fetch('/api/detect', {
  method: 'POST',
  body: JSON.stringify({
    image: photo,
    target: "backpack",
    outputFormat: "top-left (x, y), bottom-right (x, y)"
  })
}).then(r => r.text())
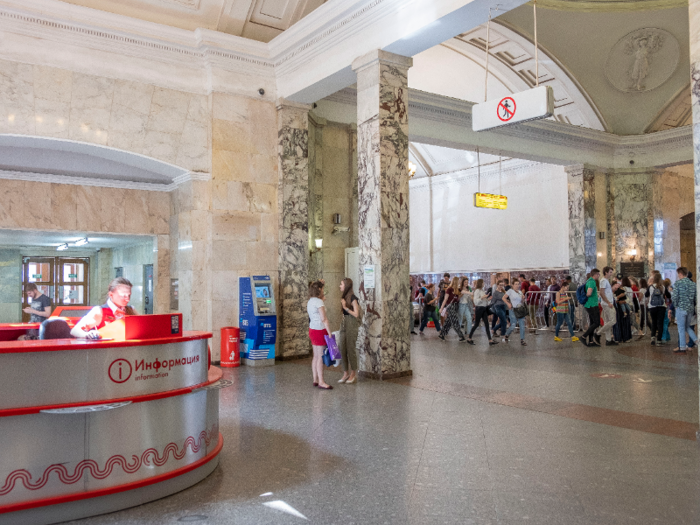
top-left (576, 283), bottom-right (588, 305)
top-left (650, 286), bottom-right (664, 307)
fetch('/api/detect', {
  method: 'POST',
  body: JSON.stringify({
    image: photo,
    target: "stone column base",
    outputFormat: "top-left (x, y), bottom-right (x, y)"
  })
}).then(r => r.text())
top-left (359, 369), bottom-right (413, 381)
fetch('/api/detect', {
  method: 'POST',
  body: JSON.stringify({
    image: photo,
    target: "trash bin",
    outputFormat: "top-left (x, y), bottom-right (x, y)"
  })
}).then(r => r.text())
top-left (220, 327), bottom-right (240, 368)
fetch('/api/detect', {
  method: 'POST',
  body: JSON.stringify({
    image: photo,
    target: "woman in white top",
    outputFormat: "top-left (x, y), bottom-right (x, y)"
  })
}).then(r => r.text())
top-left (307, 281), bottom-right (333, 390)
top-left (466, 279), bottom-right (497, 346)
top-left (504, 280), bottom-right (527, 346)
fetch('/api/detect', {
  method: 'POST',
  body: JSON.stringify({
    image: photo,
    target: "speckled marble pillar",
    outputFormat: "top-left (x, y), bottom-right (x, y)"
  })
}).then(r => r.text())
top-left (352, 50), bottom-right (413, 380)
top-left (566, 165), bottom-right (596, 282)
top-left (607, 169), bottom-right (658, 274)
top-left (277, 99), bottom-right (312, 358)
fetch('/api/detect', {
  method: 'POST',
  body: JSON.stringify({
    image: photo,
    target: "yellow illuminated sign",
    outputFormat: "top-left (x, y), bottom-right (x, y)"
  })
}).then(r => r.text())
top-left (474, 192), bottom-right (508, 210)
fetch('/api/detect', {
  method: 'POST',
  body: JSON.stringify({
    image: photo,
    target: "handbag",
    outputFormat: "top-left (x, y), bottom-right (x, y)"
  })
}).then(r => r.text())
top-left (514, 303), bottom-right (528, 319)
top-left (325, 333), bottom-right (341, 361)
top-left (322, 348), bottom-right (333, 367)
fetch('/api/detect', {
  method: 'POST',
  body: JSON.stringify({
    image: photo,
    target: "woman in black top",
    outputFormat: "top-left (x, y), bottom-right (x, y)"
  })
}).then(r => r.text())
top-left (338, 278), bottom-right (360, 384)
top-left (612, 281), bottom-right (632, 342)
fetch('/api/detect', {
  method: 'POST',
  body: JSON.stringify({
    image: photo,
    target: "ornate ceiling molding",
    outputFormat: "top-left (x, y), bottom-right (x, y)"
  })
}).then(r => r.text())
top-left (645, 84), bottom-right (692, 132)
top-left (451, 21), bottom-right (608, 131)
top-left (532, 0), bottom-right (686, 12)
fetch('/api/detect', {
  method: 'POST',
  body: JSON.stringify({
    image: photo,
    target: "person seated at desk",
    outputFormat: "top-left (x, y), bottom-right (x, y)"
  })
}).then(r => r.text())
top-left (71, 277), bottom-right (138, 339)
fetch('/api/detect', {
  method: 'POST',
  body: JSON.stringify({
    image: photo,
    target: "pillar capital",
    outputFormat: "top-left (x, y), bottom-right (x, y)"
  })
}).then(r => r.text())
top-left (564, 164), bottom-right (597, 179)
top-left (351, 49), bottom-right (413, 73)
top-left (275, 98), bottom-right (312, 113)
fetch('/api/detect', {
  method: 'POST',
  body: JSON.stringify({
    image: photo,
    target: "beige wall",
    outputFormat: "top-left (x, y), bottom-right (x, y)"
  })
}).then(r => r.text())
top-left (308, 118), bottom-right (357, 330)
top-left (0, 59), bottom-right (282, 358)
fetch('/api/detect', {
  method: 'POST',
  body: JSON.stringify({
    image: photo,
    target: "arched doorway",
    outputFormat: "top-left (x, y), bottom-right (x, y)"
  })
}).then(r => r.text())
top-left (680, 212), bottom-right (695, 274)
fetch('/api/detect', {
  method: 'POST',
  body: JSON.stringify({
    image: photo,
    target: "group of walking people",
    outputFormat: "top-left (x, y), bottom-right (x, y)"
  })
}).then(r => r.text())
top-left (579, 266), bottom-right (697, 353)
top-left (416, 274), bottom-right (529, 346)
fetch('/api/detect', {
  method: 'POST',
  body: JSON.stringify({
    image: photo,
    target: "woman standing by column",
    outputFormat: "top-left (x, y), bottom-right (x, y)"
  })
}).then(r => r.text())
top-left (307, 281), bottom-right (333, 390)
top-left (338, 278), bottom-right (360, 384)
top-left (439, 277), bottom-right (467, 342)
top-left (467, 279), bottom-right (497, 346)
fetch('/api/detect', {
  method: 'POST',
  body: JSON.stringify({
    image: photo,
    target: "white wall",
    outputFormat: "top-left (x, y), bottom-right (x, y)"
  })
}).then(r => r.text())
top-left (410, 160), bottom-right (569, 273)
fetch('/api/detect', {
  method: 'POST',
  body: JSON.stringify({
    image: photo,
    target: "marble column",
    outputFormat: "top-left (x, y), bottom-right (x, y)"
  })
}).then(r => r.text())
top-left (277, 99), bottom-right (312, 358)
top-left (687, 0), bottom-right (700, 430)
top-left (607, 168), bottom-right (659, 274)
top-left (352, 50), bottom-right (413, 380)
top-left (307, 113), bottom-right (325, 282)
top-left (566, 165), bottom-right (597, 282)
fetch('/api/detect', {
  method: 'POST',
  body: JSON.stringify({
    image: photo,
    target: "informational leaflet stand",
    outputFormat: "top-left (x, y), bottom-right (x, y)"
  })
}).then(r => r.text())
top-left (239, 275), bottom-right (277, 367)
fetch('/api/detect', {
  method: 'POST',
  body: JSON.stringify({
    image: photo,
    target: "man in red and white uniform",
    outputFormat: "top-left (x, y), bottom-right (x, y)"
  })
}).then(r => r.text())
top-left (71, 277), bottom-right (137, 339)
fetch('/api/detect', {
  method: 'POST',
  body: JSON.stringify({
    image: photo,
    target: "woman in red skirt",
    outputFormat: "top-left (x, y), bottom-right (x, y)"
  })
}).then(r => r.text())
top-left (308, 280), bottom-right (333, 390)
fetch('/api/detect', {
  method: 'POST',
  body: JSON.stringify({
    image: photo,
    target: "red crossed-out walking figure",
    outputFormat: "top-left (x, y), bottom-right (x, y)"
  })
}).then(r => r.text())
top-left (497, 97), bottom-right (516, 122)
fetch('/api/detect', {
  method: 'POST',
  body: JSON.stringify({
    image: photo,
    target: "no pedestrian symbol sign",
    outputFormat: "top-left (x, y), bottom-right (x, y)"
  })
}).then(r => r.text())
top-left (497, 97), bottom-right (516, 122)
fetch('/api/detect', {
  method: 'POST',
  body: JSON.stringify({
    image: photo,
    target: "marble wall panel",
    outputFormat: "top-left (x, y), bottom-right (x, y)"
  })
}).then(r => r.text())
top-left (276, 100), bottom-right (311, 357)
top-left (609, 170), bottom-right (654, 274)
top-left (0, 59), bottom-right (36, 135)
top-left (353, 51), bottom-right (412, 379)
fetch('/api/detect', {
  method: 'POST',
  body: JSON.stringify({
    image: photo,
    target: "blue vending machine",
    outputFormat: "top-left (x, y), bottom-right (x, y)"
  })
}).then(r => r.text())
top-left (239, 275), bottom-right (277, 366)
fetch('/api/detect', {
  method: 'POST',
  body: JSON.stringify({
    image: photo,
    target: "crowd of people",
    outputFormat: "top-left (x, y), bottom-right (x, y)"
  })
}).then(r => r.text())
top-left (305, 266), bottom-right (698, 388)
top-left (412, 267), bottom-right (698, 353)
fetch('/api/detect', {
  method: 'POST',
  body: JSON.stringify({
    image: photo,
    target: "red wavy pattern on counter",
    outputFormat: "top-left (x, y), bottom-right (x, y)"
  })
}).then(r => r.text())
top-left (0, 425), bottom-right (218, 496)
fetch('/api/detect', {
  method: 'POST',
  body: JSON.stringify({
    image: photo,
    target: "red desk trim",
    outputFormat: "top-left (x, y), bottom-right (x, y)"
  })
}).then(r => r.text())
top-left (0, 434), bottom-right (224, 514)
top-left (0, 331), bottom-right (212, 354)
top-left (0, 367), bottom-right (224, 418)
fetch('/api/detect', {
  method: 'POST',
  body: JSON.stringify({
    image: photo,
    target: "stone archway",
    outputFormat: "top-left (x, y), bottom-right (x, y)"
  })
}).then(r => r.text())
top-left (680, 212), bottom-right (695, 274)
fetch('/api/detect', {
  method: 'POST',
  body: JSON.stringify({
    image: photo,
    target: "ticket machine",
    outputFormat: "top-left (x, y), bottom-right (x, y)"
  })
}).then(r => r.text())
top-left (239, 275), bottom-right (277, 366)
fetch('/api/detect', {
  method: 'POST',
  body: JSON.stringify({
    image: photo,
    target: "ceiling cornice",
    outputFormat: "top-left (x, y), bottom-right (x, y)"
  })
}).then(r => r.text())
top-left (532, 0), bottom-right (685, 12)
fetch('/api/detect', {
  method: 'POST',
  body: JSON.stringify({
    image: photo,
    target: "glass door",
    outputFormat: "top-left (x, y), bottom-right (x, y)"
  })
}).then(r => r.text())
top-left (57, 258), bottom-right (89, 306)
top-left (22, 258), bottom-right (55, 322)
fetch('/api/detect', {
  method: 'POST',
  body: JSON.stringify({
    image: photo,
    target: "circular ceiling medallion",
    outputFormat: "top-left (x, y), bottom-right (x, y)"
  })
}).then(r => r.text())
top-left (533, 0), bottom-right (685, 12)
top-left (604, 27), bottom-right (679, 93)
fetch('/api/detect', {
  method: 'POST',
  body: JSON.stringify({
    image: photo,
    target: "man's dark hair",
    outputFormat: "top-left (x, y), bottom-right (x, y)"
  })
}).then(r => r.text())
top-left (503, 279), bottom-right (509, 285)
top-left (444, 273), bottom-right (450, 278)
top-left (565, 276), bottom-right (572, 282)
top-left (678, 267), bottom-right (689, 277)
top-left (602, 266), bottom-right (613, 276)
top-left (591, 268), bottom-right (600, 276)
top-left (530, 278), bottom-right (536, 283)
top-left (519, 274), bottom-right (526, 279)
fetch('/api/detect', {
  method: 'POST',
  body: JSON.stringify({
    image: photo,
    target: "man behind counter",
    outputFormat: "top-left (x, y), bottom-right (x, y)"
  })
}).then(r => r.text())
top-left (71, 277), bottom-right (137, 339)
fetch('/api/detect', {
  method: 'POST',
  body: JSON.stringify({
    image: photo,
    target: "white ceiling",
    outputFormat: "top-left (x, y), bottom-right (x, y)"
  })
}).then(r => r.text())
top-left (0, 229), bottom-right (154, 249)
top-left (410, 144), bottom-right (505, 179)
top-left (56, 0), bottom-right (328, 41)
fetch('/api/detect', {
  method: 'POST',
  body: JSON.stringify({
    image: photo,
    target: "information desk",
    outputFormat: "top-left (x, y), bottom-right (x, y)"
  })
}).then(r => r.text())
top-left (0, 331), bottom-right (223, 525)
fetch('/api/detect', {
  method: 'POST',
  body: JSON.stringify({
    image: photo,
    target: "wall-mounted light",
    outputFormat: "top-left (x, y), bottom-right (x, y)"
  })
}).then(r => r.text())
top-left (74, 237), bottom-right (89, 247)
top-left (57, 243), bottom-right (69, 251)
top-left (597, 252), bottom-right (602, 258)
top-left (408, 161), bottom-right (417, 178)
top-left (629, 249), bottom-right (637, 262)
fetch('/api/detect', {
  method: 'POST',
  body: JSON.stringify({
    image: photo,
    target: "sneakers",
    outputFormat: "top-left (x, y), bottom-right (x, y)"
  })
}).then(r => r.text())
top-left (459, 337), bottom-right (467, 343)
top-left (520, 340), bottom-right (527, 346)
top-left (503, 336), bottom-right (509, 343)
top-left (554, 336), bottom-right (562, 342)
top-left (419, 331), bottom-right (425, 336)
top-left (438, 335), bottom-right (445, 341)
top-left (579, 338), bottom-right (589, 347)
top-left (607, 340), bottom-right (619, 346)
top-left (571, 336), bottom-right (579, 342)
top-left (594, 334), bottom-right (602, 345)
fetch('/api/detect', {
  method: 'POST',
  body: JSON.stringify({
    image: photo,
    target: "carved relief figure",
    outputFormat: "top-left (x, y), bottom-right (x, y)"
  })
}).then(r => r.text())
top-left (624, 31), bottom-right (664, 91)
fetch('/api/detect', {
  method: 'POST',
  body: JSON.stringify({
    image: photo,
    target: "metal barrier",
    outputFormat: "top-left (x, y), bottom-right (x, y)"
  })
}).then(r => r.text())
top-left (524, 291), bottom-right (589, 333)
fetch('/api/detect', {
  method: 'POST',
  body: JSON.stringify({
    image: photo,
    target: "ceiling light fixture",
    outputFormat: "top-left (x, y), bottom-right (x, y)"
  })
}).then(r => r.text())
top-left (408, 161), bottom-right (417, 178)
top-left (57, 243), bottom-right (69, 251)
top-left (73, 237), bottom-right (89, 247)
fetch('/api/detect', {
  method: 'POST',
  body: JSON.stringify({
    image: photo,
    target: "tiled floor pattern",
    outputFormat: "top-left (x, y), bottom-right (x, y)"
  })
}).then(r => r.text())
top-left (69, 330), bottom-right (700, 524)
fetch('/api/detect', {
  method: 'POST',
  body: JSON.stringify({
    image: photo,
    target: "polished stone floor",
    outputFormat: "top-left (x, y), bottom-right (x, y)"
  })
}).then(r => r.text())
top-left (72, 329), bottom-right (700, 524)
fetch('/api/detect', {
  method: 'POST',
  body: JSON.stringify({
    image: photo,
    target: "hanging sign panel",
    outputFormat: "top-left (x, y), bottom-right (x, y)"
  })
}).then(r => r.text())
top-left (472, 85), bottom-right (554, 132)
top-left (474, 193), bottom-right (508, 210)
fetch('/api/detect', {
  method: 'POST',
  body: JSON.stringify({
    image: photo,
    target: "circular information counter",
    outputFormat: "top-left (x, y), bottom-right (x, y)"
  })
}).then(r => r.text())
top-left (0, 331), bottom-right (223, 525)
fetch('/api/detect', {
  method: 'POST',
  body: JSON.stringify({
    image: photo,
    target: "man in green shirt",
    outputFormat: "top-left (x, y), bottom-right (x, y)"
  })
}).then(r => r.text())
top-left (580, 268), bottom-right (601, 347)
